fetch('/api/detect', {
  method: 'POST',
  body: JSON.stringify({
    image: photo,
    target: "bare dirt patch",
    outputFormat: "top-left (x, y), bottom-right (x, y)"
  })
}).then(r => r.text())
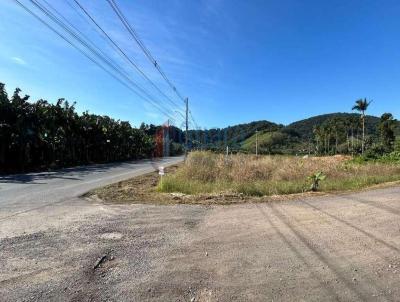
top-left (84, 165), bottom-right (188, 205)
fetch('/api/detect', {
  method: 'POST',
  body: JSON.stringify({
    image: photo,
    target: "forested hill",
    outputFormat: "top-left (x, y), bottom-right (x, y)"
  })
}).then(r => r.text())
top-left (284, 113), bottom-right (381, 138)
top-left (187, 120), bottom-right (282, 149)
top-left (188, 112), bottom-right (399, 154)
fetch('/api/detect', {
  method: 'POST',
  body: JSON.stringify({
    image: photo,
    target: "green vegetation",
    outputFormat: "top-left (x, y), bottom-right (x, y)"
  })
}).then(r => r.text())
top-left (158, 151), bottom-right (400, 196)
top-left (352, 98), bottom-right (372, 153)
top-left (0, 82), bottom-right (182, 173)
top-left (379, 113), bottom-right (396, 151)
top-left (308, 172), bottom-right (326, 192)
top-left (2, 79), bottom-right (398, 176)
top-left (188, 120), bottom-right (281, 151)
top-left (189, 112), bottom-right (399, 156)
top-left (241, 130), bottom-right (297, 154)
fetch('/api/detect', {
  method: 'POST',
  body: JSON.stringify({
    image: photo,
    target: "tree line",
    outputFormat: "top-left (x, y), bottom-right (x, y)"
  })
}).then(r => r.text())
top-left (313, 99), bottom-right (397, 156)
top-left (0, 82), bottom-right (182, 174)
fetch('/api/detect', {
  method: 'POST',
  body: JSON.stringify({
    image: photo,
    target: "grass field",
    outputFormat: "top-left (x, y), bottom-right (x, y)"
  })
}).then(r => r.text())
top-left (158, 151), bottom-right (400, 196)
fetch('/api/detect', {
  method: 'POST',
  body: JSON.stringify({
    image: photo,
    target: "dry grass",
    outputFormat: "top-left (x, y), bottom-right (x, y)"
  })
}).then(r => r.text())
top-left (85, 163), bottom-right (332, 205)
top-left (86, 152), bottom-right (400, 205)
top-left (158, 151), bottom-right (400, 196)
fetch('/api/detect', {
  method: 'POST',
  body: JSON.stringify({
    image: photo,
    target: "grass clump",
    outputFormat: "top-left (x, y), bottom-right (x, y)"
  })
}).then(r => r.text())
top-left (158, 151), bottom-right (400, 196)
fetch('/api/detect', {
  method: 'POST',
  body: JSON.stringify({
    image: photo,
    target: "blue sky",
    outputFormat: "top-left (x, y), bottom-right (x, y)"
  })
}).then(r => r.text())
top-left (0, 0), bottom-right (399, 129)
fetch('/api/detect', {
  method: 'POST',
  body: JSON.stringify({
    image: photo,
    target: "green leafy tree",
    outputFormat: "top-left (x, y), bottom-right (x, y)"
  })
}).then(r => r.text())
top-left (379, 113), bottom-right (396, 151)
top-left (0, 82), bottom-right (157, 173)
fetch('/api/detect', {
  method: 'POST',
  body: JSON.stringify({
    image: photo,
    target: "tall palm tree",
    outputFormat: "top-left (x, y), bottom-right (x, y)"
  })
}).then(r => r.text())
top-left (352, 98), bottom-right (371, 154)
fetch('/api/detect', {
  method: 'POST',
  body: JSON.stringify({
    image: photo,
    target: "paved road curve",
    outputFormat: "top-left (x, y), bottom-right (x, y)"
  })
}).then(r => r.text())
top-left (0, 156), bottom-right (183, 219)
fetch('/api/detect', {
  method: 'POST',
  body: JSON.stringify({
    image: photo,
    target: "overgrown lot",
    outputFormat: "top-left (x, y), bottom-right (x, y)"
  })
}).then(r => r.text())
top-left (158, 151), bottom-right (400, 196)
top-left (88, 151), bottom-right (400, 205)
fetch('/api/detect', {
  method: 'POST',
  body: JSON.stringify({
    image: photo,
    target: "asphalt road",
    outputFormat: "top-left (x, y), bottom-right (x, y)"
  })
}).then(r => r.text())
top-left (0, 156), bottom-right (183, 219)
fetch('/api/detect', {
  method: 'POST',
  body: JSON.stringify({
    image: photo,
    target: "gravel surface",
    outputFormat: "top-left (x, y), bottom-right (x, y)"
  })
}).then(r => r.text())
top-left (1, 184), bottom-right (400, 301)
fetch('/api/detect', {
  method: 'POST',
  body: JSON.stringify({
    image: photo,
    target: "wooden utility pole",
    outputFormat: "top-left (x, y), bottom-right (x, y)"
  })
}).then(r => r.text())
top-left (165, 119), bottom-right (170, 157)
top-left (185, 97), bottom-right (189, 158)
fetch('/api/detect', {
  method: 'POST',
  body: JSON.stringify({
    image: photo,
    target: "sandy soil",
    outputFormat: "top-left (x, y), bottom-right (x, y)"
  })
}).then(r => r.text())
top-left (1, 185), bottom-right (400, 301)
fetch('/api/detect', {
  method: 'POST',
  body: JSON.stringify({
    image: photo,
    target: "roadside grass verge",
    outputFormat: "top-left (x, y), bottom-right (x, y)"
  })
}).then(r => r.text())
top-left (86, 151), bottom-right (400, 205)
top-left (158, 151), bottom-right (400, 196)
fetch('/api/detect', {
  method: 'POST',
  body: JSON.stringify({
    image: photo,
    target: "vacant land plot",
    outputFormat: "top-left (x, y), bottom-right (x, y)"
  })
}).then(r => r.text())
top-left (159, 151), bottom-right (400, 196)
top-left (89, 152), bottom-right (400, 205)
top-left (87, 164), bottom-right (329, 205)
top-left (2, 187), bottom-right (400, 301)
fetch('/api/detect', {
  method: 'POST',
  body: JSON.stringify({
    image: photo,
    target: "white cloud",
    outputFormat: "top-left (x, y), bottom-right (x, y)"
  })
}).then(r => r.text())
top-left (11, 56), bottom-right (26, 65)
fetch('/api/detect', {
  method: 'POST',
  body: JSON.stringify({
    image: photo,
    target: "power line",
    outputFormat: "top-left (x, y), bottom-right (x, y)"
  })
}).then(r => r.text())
top-left (33, 0), bottom-right (175, 118)
top-left (106, 0), bottom-right (203, 136)
top-left (23, 0), bottom-right (176, 120)
top-left (16, 0), bottom-right (196, 134)
top-left (72, 0), bottom-right (182, 110)
top-left (106, 0), bottom-right (186, 103)
top-left (63, 0), bottom-right (179, 110)
top-left (12, 1), bottom-right (131, 98)
top-left (189, 110), bottom-right (200, 129)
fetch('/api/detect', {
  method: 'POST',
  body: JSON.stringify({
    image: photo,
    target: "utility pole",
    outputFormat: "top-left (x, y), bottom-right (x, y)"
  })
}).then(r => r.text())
top-left (185, 97), bottom-right (189, 158)
top-left (255, 130), bottom-right (258, 156)
top-left (165, 119), bottom-right (170, 157)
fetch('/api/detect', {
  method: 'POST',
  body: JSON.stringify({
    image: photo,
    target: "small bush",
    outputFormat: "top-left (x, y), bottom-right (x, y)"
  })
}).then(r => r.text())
top-left (308, 172), bottom-right (326, 191)
top-left (379, 151), bottom-right (400, 163)
top-left (363, 143), bottom-right (387, 160)
top-left (352, 151), bottom-right (400, 164)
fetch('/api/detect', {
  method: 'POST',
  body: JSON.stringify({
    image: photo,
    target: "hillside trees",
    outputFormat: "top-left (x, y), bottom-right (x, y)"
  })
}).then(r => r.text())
top-left (379, 113), bottom-right (396, 151)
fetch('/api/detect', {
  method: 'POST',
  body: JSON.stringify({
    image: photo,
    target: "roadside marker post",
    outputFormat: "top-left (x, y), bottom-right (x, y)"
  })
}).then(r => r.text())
top-left (159, 166), bottom-right (165, 187)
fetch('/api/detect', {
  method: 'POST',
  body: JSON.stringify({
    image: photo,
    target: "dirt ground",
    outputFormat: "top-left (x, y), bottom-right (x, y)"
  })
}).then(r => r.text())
top-left (1, 185), bottom-right (400, 301)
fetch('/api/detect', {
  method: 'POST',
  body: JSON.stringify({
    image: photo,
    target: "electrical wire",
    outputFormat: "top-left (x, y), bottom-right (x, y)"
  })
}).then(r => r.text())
top-left (72, 0), bottom-right (182, 110)
top-left (106, 0), bottom-right (186, 103)
top-left (25, 0), bottom-right (177, 119)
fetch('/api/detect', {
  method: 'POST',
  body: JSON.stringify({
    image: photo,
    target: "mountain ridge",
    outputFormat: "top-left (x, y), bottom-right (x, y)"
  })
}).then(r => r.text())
top-left (187, 112), bottom-right (399, 154)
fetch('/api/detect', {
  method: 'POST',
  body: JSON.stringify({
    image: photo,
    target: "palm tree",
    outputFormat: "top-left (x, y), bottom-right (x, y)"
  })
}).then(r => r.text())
top-left (313, 126), bottom-right (322, 154)
top-left (352, 98), bottom-right (371, 154)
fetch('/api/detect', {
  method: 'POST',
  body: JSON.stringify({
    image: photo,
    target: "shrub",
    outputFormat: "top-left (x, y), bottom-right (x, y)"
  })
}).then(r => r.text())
top-left (308, 172), bottom-right (326, 191)
top-left (395, 138), bottom-right (400, 152)
top-left (363, 143), bottom-right (387, 159)
top-left (379, 151), bottom-right (400, 163)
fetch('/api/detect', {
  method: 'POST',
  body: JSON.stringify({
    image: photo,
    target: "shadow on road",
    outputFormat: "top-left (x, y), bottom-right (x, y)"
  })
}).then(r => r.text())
top-left (263, 203), bottom-right (370, 301)
top-left (343, 195), bottom-right (400, 217)
top-left (255, 204), bottom-right (341, 301)
top-left (0, 174), bottom-right (81, 184)
top-left (300, 199), bottom-right (400, 254)
top-left (0, 158), bottom-right (168, 185)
